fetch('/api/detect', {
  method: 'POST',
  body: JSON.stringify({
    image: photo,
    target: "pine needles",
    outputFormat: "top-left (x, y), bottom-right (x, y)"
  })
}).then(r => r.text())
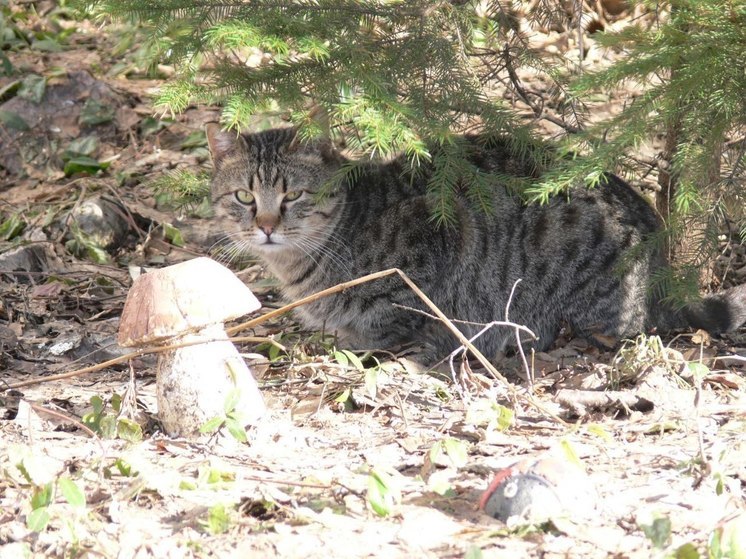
top-left (85, 0), bottom-right (746, 293)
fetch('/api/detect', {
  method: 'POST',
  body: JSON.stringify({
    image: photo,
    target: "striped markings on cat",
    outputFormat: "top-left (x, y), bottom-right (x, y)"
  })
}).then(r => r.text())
top-left (225, 267), bottom-right (564, 424)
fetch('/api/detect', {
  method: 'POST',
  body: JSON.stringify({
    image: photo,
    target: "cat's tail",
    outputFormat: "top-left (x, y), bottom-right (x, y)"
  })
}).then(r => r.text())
top-left (680, 283), bottom-right (746, 334)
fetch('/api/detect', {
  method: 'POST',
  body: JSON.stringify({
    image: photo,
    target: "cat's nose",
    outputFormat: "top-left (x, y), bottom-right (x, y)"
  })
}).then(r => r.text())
top-left (259, 224), bottom-right (274, 237)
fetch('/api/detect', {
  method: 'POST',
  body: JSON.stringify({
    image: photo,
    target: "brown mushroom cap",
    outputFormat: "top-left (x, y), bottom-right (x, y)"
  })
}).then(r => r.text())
top-left (118, 257), bottom-right (261, 347)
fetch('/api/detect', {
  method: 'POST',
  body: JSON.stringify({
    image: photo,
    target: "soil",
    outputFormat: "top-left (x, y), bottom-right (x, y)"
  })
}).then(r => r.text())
top-left (1, 3), bottom-right (745, 558)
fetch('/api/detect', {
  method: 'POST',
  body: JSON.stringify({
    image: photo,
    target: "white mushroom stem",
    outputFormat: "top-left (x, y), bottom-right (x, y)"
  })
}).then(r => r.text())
top-left (157, 324), bottom-right (265, 438)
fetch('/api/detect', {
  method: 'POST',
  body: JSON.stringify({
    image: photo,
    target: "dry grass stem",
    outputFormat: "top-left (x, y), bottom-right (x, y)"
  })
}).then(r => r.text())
top-left (8, 268), bottom-right (565, 423)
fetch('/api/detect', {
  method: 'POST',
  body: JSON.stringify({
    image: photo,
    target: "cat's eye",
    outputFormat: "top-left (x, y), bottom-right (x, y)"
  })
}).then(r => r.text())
top-left (284, 191), bottom-right (303, 202)
top-left (235, 190), bottom-right (255, 205)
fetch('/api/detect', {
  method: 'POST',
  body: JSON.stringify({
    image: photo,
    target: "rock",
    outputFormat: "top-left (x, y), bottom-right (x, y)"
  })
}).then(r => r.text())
top-left (67, 196), bottom-right (131, 250)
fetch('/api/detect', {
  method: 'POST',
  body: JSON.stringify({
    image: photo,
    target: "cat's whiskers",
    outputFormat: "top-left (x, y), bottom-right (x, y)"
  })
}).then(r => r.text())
top-left (292, 235), bottom-right (354, 281)
top-left (286, 238), bottom-right (323, 277)
top-left (297, 226), bottom-right (354, 273)
top-left (208, 231), bottom-right (258, 267)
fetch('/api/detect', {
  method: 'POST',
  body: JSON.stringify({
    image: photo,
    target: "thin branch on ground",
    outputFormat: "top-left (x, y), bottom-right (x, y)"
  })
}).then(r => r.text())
top-left (10, 268), bottom-right (565, 424)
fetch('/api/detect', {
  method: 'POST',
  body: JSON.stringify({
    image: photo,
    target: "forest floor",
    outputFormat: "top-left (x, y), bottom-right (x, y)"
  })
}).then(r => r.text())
top-left (1, 2), bottom-right (746, 558)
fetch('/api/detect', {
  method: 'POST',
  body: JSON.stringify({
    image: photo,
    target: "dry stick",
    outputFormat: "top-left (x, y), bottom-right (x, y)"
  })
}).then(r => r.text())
top-left (230, 268), bottom-right (510, 382)
top-left (6, 336), bottom-right (283, 390)
top-left (444, 279), bottom-right (536, 400)
top-left (230, 268), bottom-right (563, 423)
top-left (10, 268), bottom-right (564, 423)
top-left (28, 402), bottom-right (100, 440)
top-left (505, 279), bottom-right (534, 387)
top-left (226, 269), bottom-right (403, 335)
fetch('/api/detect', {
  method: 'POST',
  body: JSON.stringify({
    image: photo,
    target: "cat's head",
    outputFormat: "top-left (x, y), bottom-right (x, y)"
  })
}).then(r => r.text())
top-left (206, 124), bottom-right (343, 261)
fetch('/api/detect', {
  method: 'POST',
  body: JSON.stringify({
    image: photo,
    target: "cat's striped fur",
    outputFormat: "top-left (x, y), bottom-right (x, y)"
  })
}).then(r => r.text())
top-left (207, 125), bottom-right (746, 362)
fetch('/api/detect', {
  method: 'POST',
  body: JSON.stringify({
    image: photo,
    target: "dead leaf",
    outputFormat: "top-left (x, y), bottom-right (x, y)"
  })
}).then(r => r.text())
top-left (691, 329), bottom-right (711, 345)
top-left (30, 282), bottom-right (64, 299)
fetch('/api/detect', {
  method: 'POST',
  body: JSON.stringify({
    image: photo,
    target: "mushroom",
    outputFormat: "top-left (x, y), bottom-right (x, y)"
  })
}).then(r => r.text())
top-left (118, 257), bottom-right (266, 438)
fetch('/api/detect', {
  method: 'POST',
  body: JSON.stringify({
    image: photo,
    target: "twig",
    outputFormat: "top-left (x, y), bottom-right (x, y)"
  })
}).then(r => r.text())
top-left (5, 336), bottom-right (285, 390)
top-left (501, 44), bottom-right (580, 134)
top-left (28, 402), bottom-right (99, 440)
top-left (10, 269), bottom-right (565, 424)
top-left (240, 474), bottom-right (331, 490)
top-left (55, 181), bottom-right (88, 243)
top-left (554, 389), bottom-right (653, 414)
top-left (506, 279), bottom-right (534, 387)
top-left (444, 279), bottom-right (536, 398)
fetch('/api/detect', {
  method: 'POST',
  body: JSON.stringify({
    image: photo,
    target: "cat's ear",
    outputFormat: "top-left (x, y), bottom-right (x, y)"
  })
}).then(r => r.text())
top-left (286, 130), bottom-right (302, 154)
top-left (317, 138), bottom-right (340, 163)
top-left (205, 123), bottom-right (247, 166)
top-left (285, 105), bottom-right (339, 161)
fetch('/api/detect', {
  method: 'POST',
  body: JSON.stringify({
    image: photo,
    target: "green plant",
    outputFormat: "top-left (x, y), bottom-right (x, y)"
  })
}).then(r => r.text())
top-left (366, 466), bottom-right (402, 517)
top-left (9, 446), bottom-right (90, 534)
top-left (200, 387), bottom-right (250, 443)
top-left (82, 394), bottom-right (143, 442)
top-left (150, 169), bottom-right (211, 216)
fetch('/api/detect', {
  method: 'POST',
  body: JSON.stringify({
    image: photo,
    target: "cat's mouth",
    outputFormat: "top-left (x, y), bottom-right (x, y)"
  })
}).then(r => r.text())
top-left (256, 238), bottom-right (284, 249)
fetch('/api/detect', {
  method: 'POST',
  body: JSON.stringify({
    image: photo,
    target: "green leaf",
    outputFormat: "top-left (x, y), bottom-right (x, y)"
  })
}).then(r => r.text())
top-left (687, 362), bottom-right (710, 379)
top-left (31, 38), bottom-right (61, 52)
top-left (464, 546), bottom-right (484, 559)
top-left (162, 222), bottom-right (185, 247)
top-left (364, 368), bottom-right (378, 400)
top-left (204, 504), bottom-right (232, 535)
top-left (199, 416), bottom-right (225, 434)
top-left (334, 388), bottom-right (351, 404)
top-left (709, 513), bottom-right (746, 559)
top-left (63, 156), bottom-right (110, 176)
top-left (268, 342), bottom-right (283, 361)
top-left (367, 468), bottom-right (400, 517)
top-left (465, 398), bottom-right (513, 431)
top-left (99, 415), bottom-right (118, 439)
top-left (672, 542), bottom-right (699, 559)
top-left (0, 53), bottom-right (12, 76)
top-left (110, 393), bottom-right (122, 413)
top-left (58, 477), bottom-right (86, 508)
top-left (117, 418), bottom-right (143, 443)
top-left (586, 423), bottom-right (613, 442)
top-left (333, 350), bottom-right (348, 367)
top-left (426, 469), bottom-right (455, 496)
top-left (90, 395), bottom-right (104, 416)
top-left (180, 130), bottom-right (207, 149)
top-left (30, 483), bottom-right (53, 510)
top-left (18, 74), bottom-right (46, 103)
top-left (225, 417), bottom-right (248, 443)
top-left (367, 471), bottom-right (392, 517)
top-left (0, 79), bottom-right (21, 103)
top-left (139, 117), bottom-right (170, 137)
top-left (559, 439), bottom-right (583, 469)
top-left (0, 109), bottom-right (30, 130)
top-left (26, 507), bottom-right (50, 532)
top-left (84, 243), bottom-right (111, 264)
top-left (497, 405), bottom-right (514, 431)
top-left (223, 388), bottom-right (241, 414)
top-left (0, 213), bottom-right (26, 241)
top-left (342, 350), bottom-right (365, 371)
top-left (442, 438), bottom-right (469, 468)
top-left (204, 466), bottom-right (234, 485)
top-left (114, 459), bottom-right (134, 477)
top-left (62, 136), bottom-right (99, 161)
top-left (79, 98), bottom-right (114, 126)
top-left (640, 515), bottom-right (671, 549)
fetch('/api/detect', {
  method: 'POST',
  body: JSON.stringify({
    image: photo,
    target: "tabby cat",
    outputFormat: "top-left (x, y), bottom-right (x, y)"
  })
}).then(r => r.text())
top-left (206, 124), bottom-right (746, 363)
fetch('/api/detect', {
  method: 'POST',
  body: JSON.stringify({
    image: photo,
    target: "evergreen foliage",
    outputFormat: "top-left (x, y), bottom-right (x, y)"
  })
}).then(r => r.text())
top-left (549, 0), bottom-right (746, 296)
top-left (87, 0), bottom-right (746, 290)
